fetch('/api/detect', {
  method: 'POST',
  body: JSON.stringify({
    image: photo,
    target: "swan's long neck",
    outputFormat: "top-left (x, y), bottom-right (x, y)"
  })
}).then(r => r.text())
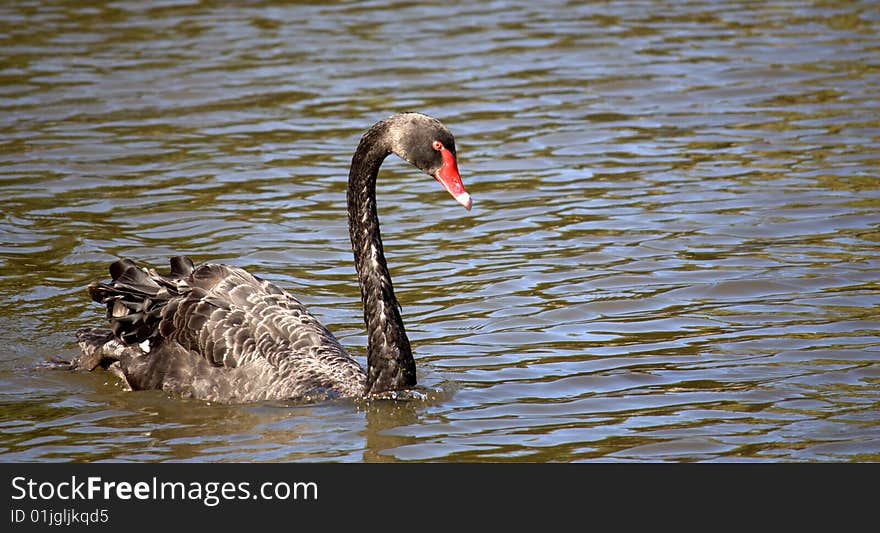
top-left (347, 125), bottom-right (417, 395)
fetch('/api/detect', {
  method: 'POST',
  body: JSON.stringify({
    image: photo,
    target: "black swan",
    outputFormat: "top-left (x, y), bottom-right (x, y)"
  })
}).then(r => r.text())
top-left (73, 112), bottom-right (471, 404)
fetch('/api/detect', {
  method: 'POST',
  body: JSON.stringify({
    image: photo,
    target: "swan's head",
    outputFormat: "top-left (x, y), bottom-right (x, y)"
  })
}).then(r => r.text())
top-left (386, 113), bottom-right (472, 210)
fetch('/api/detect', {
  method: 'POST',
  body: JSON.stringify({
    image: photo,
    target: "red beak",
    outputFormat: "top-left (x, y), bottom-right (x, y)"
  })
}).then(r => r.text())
top-left (434, 146), bottom-right (472, 210)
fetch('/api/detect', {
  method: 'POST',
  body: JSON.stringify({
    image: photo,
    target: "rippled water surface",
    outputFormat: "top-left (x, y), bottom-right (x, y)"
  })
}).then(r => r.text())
top-left (1, 1), bottom-right (879, 462)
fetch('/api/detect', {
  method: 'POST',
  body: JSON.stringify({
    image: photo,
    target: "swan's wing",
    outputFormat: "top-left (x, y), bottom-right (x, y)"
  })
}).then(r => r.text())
top-left (86, 257), bottom-right (366, 401)
top-left (161, 262), bottom-right (355, 370)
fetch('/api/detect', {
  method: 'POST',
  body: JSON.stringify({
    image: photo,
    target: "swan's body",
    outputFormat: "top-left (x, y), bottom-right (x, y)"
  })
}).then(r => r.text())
top-left (74, 113), bottom-right (470, 404)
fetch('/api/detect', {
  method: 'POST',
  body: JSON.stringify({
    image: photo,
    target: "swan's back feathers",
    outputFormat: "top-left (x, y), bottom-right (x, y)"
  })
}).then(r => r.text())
top-left (82, 256), bottom-right (367, 402)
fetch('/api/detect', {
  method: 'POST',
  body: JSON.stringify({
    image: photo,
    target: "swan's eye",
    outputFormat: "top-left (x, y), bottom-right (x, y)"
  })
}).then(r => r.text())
top-left (432, 140), bottom-right (443, 151)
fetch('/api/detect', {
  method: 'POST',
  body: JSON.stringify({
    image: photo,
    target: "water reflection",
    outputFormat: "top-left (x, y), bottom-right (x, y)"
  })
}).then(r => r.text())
top-left (362, 401), bottom-right (422, 463)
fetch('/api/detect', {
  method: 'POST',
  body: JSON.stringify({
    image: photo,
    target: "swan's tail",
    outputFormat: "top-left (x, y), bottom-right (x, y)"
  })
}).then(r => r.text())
top-left (71, 327), bottom-right (130, 371)
top-left (88, 256), bottom-right (195, 344)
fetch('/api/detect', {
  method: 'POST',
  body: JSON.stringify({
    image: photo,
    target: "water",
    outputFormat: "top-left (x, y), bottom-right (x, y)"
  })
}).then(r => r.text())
top-left (1, 0), bottom-right (878, 462)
